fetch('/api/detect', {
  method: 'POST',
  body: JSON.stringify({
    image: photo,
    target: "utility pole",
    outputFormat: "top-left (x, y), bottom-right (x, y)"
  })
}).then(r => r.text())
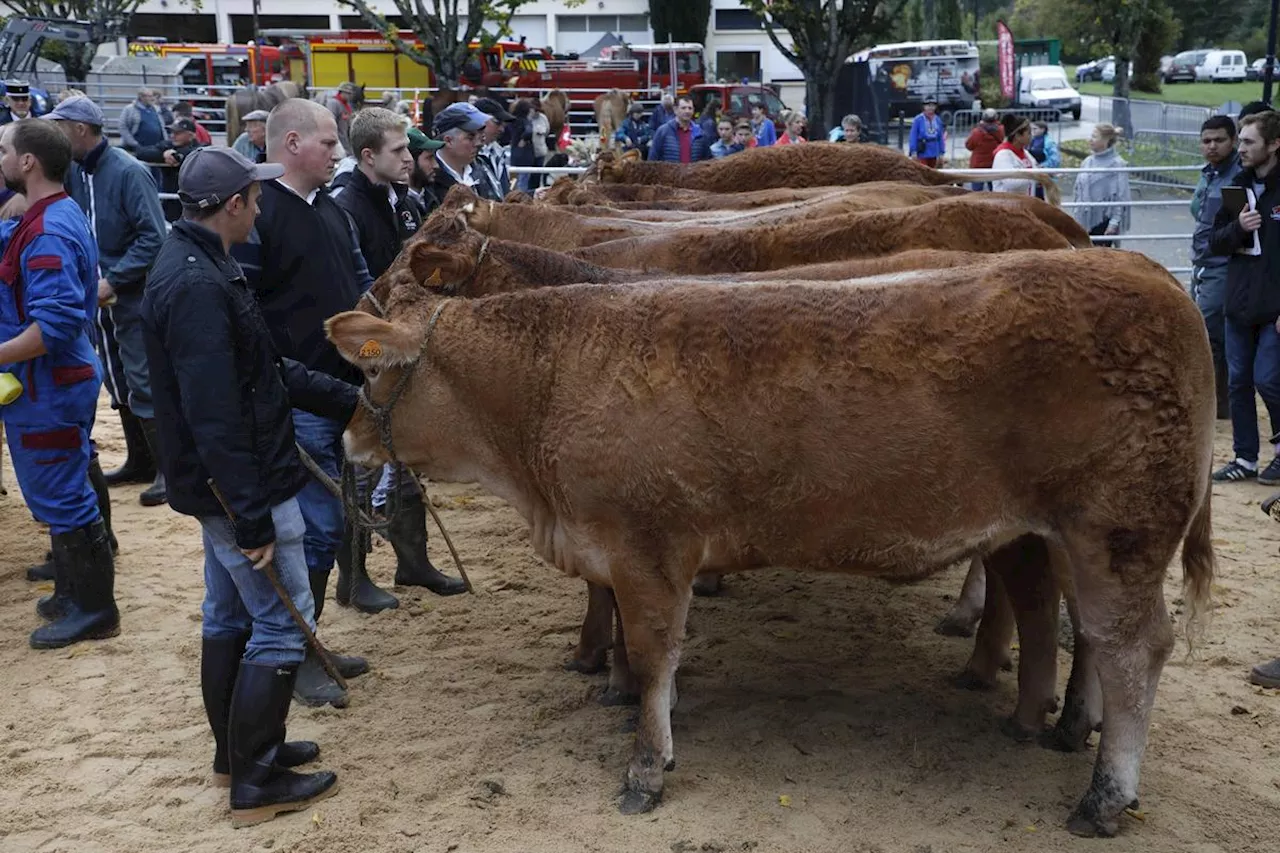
top-left (1265, 0), bottom-right (1280, 105)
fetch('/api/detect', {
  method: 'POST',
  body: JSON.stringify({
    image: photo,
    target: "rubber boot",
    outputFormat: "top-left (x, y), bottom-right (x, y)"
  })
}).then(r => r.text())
top-left (26, 546), bottom-right (54, 582)
top-left (335, 523), bottom-right (399, 613)
top-left (88, 455), bottom-right (118, 553)
top-left (229, 661), bottom-right (338, 827)
top-left (35, 545), bottom-right (70, 621)
top-left (389, 492), bottom-right (467, 596)
top-left (308, 570), bottom-right (368, 680)
top-left (203, 635), bottom-right (319, 787)
top-left (137, 418), bottom-right (168, 507)
top-left (103, 406), bottom-right (155, 486)
top-left (30, 519), bottom-right (121, 650)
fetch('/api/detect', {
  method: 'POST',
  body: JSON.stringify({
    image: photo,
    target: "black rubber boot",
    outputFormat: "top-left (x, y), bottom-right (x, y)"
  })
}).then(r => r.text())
top-left (30, 519), bottom-right (120, 650)
top-left (389, 492), bottom-right (467, 596)
top-left (87, 455), bottom-right (118, 553)
top-left (203, 635), bottom-right (319, 787)
top-left (26, 546), bottom-right (54, 582)
top-left (335, 523), bottom-right (399, 613)
top-left (103, 406), bottom-right (155, 486)
top-left (307, 569), bottom-right (368, 681)
top-left (229, 661), bottom-right (338, 827)
top-left (35, 545), bottom-right (70, 621)
top-left (137, 418), bottom-right (168, 507)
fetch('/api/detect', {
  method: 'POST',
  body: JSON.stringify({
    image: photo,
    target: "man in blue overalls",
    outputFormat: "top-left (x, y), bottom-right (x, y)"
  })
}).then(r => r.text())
top-left (0, 118), bottom-right (118, 649)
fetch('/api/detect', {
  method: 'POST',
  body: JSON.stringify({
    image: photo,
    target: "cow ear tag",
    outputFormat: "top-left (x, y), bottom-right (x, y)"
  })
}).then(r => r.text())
top-left (426, 269), bottom-right (443, 287)
top-left (359, 340), bottom-right (383, 359)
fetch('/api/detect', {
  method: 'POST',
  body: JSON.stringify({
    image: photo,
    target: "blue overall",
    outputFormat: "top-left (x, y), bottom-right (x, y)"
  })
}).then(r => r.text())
top-left (0, 193), bottom-right (102, 534)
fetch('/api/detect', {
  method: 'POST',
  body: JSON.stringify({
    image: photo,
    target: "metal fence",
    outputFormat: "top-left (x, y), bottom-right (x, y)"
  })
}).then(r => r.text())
top-left (945, 108), bottom-right (1068, 162)
top-left (1081, 94), bottom-right (1215, 136)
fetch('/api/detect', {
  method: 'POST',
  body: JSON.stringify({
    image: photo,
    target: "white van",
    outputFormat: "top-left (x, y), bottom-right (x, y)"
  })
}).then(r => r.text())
top-left (1015, 65), bottom-right (1083, 120)
top-left (1198, 50), bottom-right (1247, 83)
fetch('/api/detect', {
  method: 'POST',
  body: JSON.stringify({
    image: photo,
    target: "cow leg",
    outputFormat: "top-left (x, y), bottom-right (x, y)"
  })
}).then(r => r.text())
top-left (691, 572), bottom-right (723, 597)
top-left (1040, 592), bottom-right (1102, 753)
top-left (989, 536), bottom-right (1062, 741)
top-left (955, 558), bottom-right (1014, 690)
top-left (1057, 530), bottom-right (1176, 837)
top-left (602, 599), bottom-right (641, 706)
top-left (935, 556), bottom-right (986, 637)
top-left (566, 582), bottom-right (614, 674)
top-left (612, 563), bottom-right (691, 815)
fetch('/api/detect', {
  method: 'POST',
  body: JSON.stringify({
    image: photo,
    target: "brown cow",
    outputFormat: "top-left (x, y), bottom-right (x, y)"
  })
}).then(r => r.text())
top-left (586, 146), bottom-right (1060, 201)
top-left (540, 177), bottom-right (970, 211)
top-left (328, 251), bottom-right (1214, 836)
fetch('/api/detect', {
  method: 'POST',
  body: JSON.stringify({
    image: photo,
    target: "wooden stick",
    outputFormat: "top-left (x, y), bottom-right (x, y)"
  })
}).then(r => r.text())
top-left (206, 479), bottom-right (347, 690)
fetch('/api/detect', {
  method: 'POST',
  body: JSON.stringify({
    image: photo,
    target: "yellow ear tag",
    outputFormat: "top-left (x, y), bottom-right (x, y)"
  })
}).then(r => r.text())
top-left (425, 268), bottom-right (443, 287)
top-left (358, 340), bottom-right (383, 359)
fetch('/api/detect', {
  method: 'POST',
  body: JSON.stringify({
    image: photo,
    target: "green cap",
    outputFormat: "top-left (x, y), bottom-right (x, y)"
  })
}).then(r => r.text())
top-left (408, 127), bottom-right (444, 155)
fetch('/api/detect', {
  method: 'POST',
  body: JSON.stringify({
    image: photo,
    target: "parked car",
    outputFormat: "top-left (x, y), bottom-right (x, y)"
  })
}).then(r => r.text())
top-left (1165, 49), bottom-right (1214, 83)
top-left (1075, 56), bottom-right (1110, 83)
top-left (1247, 57), bottom-right (1275, 81)
top-left (1015, 64), bottom-right (1083, 121)
top-left (1101, 59), bottom-right (1133, 84)
top-left (1197, 50), bottom-right (1248, 82)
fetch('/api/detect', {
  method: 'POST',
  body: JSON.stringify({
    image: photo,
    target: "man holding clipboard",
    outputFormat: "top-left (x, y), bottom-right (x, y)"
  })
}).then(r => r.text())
top-left (1210, 111), bottom-right (1280, 485)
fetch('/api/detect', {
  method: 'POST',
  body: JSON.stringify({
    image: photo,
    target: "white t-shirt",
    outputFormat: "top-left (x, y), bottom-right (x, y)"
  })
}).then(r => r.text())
top-left (991, 147), bottom-right (1038, 196)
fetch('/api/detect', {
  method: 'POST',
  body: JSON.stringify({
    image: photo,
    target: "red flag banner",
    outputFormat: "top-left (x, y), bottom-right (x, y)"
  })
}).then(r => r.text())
top-left (997, 20), bottom-right (1015, 100)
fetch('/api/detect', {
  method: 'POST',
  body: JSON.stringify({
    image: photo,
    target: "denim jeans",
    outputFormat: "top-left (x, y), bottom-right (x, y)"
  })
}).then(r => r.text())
top-left (1193, 265), bottom-right (1227, 374)
top-left (199, 497), bottom-right (314, 666)
top-left (291, 409), bottom-right (346, 577)
top-left (1224, 316), bottom-right (1280, 463)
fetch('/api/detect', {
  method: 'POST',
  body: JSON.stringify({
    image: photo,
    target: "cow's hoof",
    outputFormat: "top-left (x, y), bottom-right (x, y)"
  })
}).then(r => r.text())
top-left (934, 616), bottom-right (977, 638)
top-left (999, 717), bottom-right (1043, 743)
top-left (952, 670), bottom-right (995, 691)
top-left (619, 787), bottom-right (661, 815)
top-left (600, 687), bottom-right (641, 707)
top-left (691, 575), bottom-right (723, 597)
top-left (1000, 656), bottom-right (1014, 672)
top-left (564, 654), bottom-right (607, 675)
top-left (1066, 807), bottom-right (1120, 838)
top-left (1039, 725), bottom-right (1088, 753)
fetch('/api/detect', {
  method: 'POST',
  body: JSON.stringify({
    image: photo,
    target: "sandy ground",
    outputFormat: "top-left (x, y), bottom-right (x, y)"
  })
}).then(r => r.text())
top-left (2, 390), bottom-right (1280, 853)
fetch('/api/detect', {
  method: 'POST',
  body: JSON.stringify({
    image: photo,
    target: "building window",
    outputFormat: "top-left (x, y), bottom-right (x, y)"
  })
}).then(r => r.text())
top-left (339, 15), bottom-right (411, 30)
top-left (129, 13), bottom-right (218, 43)
top-left (618, 15), bottom-right (649, 31)
top-left (231, 14), bottom-right (330, 44)
top-left (714, 9), bottom-right (766, 31)
top-left (715, 51), bottom-right (762, 83)
top-left (559, 15), bottom-right (587, 32)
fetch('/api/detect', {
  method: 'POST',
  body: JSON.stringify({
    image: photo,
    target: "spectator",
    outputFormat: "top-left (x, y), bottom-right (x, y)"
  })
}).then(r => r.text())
top-left (649, 92), bottom-right (674, 132)
top-left (0, 79), bottom-right (36, 124)
top-left (137, 118), bottom-right (209, 221)
top-left (324, 81), bottom-right (360, 155)
top-left (750, 101), bottom-right (777, 147)
top-left (171, 101), bottom-right (211, 145)
top-left (119, 88), bottom-right (166, 152)
top-left (709, 118), bottom-right (743, 158)
top-left (649, 96), bottom-right (710, 162)
top-left (1209, 110), bottom-right (1280, 489)
top-left (427, 102), bottom-right (496, 201)
top-left (141, 147), bottom-right (350, 822)
top-left (1191, 115), bottom-right (1244, 421)
top-left (775, 110), bottom-right (807, 145)
top-left (509, 99), bottom-right (539, 192)
top-left (964, 108), bottom-right (1003, 190)
top-left (909, 99), bottom-right (946, 167)
top-left (990, 114), bottom-right (1038, 195)
top-left (614, 101), bottom-right (652, 157)
top-left (405, 127), bottom-right (445, 214)
top-left (828, 114), bottom-right (864, 143)
top-left (1072, 123), bottom-right (1131, 248)
top-left (474, 96), bottom-right (515, 198)
top-left (50, 96), bottom-right (169, 507)
top-left (530, 99), bottom-right (550, 178)
top-left (230, 98), bottom-right (378, 707)
top-left (1028, 120), bottom-right (1060, 168)
top-left (732, 121), bottom-right (753, 152)
top-left (698, 97), bottom-right (721, 141)
top-left (232, 109), bottom-right (268, 163)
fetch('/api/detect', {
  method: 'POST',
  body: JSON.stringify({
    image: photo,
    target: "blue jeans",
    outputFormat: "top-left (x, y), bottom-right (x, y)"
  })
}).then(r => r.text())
top-left (292, 409), bottom-right (345, 577)
top-left (1225, 317), bottom-right (1280, 463)
top-left (1194, 266), bottom-right (1227, 370)
top-left (199, 497), bottom-right (314, 666)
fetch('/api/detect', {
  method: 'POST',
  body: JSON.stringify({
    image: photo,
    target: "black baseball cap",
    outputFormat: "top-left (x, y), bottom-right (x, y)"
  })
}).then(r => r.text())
top-left (474, 97), bottom-right (515, 122)
top-left (170, 117), bottom-right (198, 134)
top-left (178, 146), bottom-right (283, 210)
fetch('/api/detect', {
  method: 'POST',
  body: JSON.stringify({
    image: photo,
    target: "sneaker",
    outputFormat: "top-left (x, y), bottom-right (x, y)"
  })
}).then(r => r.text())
top-left (1213, 460), bottom-right (1259, 482)
top-left (1259, 458), bottom-right (1280, 486)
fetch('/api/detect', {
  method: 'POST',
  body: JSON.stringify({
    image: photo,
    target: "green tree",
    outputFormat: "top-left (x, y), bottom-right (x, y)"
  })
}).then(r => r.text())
top-left (1132, 2), bottom-right (1179, 93)
top-left (650, 0), bottom-right (712, 44)
top-left (0, 0), bottom-right (145, 83)
top-left (938, 0), bottom-right (963, 39)
top-left (741, 0), bottom-right (900, 136)
top-left (338, 0), bottom-right (534, 88)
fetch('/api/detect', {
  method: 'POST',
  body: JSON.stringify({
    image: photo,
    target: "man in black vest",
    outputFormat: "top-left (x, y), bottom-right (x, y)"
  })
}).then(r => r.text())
top-left (331, 106), bottom-right (468, 600)
top-left (427, 102), bottom-right (500, 201)
top-left (230, 98), bottom-right (374, 708)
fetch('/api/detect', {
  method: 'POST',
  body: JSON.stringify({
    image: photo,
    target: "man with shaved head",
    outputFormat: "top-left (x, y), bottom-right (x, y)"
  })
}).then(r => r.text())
top-left (230, 97), bottom-right (376, 708)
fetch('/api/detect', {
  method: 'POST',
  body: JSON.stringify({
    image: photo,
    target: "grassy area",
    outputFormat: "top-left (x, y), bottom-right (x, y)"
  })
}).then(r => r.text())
top-left (1073, 76), bottom-right (1265, 109)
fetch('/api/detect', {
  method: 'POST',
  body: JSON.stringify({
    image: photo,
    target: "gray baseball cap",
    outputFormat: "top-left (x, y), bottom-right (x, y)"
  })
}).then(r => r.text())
top-left (178, 146), bottom-right (283, 209)
top-left (242, 109), bottom-right (269, 122)
top-left (45, 95), bottom-right (105, 126)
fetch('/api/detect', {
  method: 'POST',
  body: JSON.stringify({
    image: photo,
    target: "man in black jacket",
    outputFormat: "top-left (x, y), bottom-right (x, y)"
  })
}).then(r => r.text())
top-left (427, 102), bottom-right (497, 202)
top-left (141, 147), bottom-right (353, 825)
top-left (1210, 110), bottom-right (1280, 490)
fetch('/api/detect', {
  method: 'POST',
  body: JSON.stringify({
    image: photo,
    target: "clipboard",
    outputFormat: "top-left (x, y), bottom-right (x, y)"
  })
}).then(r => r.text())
top-left (1222, 186), bottom-right (1263, 256)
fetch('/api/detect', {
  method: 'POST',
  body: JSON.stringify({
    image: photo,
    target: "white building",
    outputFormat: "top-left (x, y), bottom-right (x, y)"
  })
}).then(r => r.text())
top-left (127, 0), bottom-right (804, 103)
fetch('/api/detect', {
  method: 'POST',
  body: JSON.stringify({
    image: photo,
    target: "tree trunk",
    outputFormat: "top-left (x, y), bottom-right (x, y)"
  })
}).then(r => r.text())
top-left (804, 64), bottom-right (838, 141)
top-left (63, 46), bottom-right (94, 86)
top-left (923, 0), bottom-right (938, 39)
top-left (1110, 55), bottom-right (1134, 136)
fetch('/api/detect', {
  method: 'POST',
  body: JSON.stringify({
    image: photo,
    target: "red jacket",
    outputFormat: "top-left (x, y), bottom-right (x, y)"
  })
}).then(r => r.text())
top-left (965, 122), bottom-right (1004, 169)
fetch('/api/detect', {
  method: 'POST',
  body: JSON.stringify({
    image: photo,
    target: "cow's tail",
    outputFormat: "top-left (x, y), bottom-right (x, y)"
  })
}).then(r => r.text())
top-left (1181, 487), bottom-right (1215, 653)
top-left (941, 169), bottom-right (1061, 206)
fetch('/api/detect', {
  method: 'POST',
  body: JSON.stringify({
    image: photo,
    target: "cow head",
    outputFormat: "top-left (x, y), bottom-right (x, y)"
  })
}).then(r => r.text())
top-left (592, 149), bottom-right (637, 184)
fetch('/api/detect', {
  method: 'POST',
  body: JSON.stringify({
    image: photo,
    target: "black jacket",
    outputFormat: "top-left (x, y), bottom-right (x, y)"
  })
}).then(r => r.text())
top-left (332, 167), bottom-right (423, 279)
top-left (142, 221), bottom-right (358, 549)
top-left (1210, 165), bottom-right (1280, 326)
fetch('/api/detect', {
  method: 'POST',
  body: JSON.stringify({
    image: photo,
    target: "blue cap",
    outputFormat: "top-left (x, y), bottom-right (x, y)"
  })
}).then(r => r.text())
top-left (45, 95), bottom-right (104, 127)
top-left (432, 102), bottom-right (488, 135)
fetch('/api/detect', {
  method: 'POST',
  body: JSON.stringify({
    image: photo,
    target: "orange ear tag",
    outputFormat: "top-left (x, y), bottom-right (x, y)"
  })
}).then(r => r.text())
top-left (425, 268), bottom-right (443, 287)
top-left (358, 340), bottom-right (383, 359)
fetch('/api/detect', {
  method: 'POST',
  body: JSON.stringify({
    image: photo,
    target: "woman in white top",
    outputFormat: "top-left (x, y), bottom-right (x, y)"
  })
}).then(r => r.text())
top-left (990, 114), bottom-right (1039, 195)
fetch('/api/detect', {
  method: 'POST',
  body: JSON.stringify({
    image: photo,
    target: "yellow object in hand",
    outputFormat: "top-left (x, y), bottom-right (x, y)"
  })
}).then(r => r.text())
top-left (0, 372), bottom-right (22, 405)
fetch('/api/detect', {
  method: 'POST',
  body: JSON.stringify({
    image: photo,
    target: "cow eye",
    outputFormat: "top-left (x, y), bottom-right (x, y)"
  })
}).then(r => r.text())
top-left (367, 367), bottom-right (380, 379)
